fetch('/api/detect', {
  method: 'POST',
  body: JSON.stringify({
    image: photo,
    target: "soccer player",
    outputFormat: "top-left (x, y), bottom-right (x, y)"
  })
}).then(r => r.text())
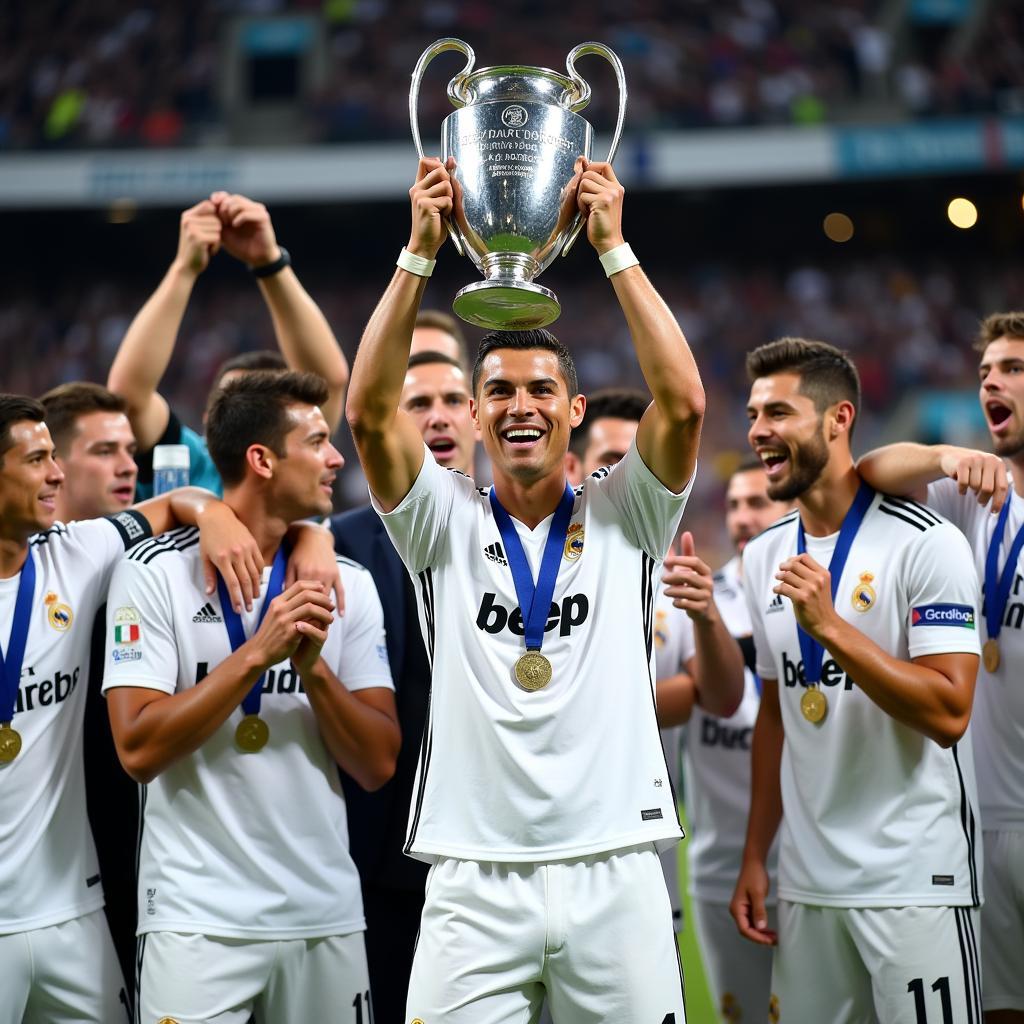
top-left (732, 338), bottom-right (984, 1023)
top-left (857, 311), bottom-right (1024, 1023)
top-left (659, 457), bottom-right (790, 1024)
top-left (409, 308), bottom-right (470, 365)
top-left (103, 371), bottom-right (399, 1024)
top-left (107, 191), bottom-right (349, 498)
top-left (0, 392), bottom-right (261, 1024)
top-left (331, 342), bottom-right (477, 1023)
top-left (346, 156), bottom-right (704, 1023)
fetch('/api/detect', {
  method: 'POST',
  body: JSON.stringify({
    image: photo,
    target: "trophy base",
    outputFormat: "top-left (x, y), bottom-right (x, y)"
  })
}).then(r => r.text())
top-left (452, 280), bottom-right (561, 331)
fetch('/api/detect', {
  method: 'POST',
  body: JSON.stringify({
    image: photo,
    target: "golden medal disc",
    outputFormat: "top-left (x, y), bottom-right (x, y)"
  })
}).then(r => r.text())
top-left (235, 714), bottom-right (269, 753)
top-left (514, 651), bottom-right (552, 692)
top-left (800, 688), bottom-right (828, 724)
top-left (0, 723), bottom-right (22, 764)
top-left (983, 638), bottom-right (1000, 673)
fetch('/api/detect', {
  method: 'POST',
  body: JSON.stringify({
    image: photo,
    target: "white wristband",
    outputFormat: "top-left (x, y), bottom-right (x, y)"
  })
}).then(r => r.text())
top-left (397, 247), bottom-right (436, 278)
top-left (599, 242), bottom-right (639, 278)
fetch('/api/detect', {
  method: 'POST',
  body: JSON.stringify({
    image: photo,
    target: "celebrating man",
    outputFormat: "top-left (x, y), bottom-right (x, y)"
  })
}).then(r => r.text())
top-left (346, 156), bottom-right (704, 1022)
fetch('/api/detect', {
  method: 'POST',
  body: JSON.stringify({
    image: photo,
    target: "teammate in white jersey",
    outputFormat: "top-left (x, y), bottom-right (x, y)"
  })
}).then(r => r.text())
top-left (732, 338), bottom-right (984, 1024)
top-left (658, 458), bottom-right (790, 1024)
top-left (0, 392), bottom-right (264, 1024)
top-left (346, 157), bottom-right (705, 1023)
top-left (858, 310), bottom-right (1024, 1022)
top-left (103, 371), bottom-right (399, 1024)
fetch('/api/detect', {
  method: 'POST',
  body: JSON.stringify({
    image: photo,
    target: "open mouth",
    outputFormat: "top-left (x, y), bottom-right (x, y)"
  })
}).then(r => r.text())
top-left (112, 486), bottom-right (134, 503)
top-left (502, 426), bottom-right (544, 448)
top-left (428, 436), bottom-right (457, 459)
top-left (758, 447), bottom-right (789, 479)
top-left (987, 400), bottom-right (1013, 431)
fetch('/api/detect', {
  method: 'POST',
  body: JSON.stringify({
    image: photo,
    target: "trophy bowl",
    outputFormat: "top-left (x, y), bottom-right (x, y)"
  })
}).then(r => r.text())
top-left (410, 39), bottom-right (626, 330)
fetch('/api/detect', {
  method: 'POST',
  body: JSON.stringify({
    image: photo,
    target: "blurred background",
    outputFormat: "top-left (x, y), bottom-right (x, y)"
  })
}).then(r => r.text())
top-left (0, 0), bottom-right (1017, 558)
top-left (3, 3), bottom-right (1020, 1020)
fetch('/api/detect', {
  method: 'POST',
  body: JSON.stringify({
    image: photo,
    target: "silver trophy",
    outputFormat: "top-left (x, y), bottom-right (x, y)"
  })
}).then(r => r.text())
top-left (410, 38), bottom-right (626, 330)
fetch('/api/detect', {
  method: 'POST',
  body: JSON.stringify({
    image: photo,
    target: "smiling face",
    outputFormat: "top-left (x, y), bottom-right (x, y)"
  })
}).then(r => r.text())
top-left (0, 420), bottom-right (64, 540)
top-left (55, 409), bottom-right (137, 520)
top-left (402, 361), bottom-right (476, 474)
top-left (472, 348), bottom-right (585, 486)
top-left (266, 403), bottom-right (343, 520)
top-left (747, 372), bottom-right (833, 502)
top-left (978, 336), bottom-right (1024, 459)
top-left (725, 466), bottom-right (792, 552)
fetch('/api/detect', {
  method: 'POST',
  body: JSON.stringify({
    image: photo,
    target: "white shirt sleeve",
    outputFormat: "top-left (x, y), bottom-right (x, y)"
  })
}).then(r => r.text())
top-left (925, 478), bottom-right (974, 531)
top-left (334, 562), bottom-right (394, 693)
top-left (102, 557), bottom-right (179, 694)
top-left (905, 523), bottom-right (983, 659)
top-left (589, 441), bottom-right (695, 559)
top-left (370, 444), bottom-right (476, 573)
top-left (62, 511), bottom-right (153, 592)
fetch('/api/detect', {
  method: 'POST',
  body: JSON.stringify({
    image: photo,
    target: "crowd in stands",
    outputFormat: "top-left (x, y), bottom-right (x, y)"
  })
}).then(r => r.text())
top-left (3, 0), bottom-right (1017, 150)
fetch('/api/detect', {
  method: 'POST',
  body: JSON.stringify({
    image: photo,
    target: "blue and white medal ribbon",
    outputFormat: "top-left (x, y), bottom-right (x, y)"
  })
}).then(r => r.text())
top-left (0, 551), bottom-right (36, 763)
top-left (982, 497), bottom-right (1024, 672)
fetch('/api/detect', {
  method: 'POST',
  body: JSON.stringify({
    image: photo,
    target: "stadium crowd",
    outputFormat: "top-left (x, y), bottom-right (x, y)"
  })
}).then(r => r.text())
top-left (3, 0), bottom-right (1017, 149)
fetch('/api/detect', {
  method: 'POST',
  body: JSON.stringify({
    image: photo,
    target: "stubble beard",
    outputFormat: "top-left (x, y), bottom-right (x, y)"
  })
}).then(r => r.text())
top-left (766, 433), bottom-right (830, 503)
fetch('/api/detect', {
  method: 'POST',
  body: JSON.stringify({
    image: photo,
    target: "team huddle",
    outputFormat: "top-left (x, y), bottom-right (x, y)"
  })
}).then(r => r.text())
top-left (0, 157), bottom-right (1020, 1024)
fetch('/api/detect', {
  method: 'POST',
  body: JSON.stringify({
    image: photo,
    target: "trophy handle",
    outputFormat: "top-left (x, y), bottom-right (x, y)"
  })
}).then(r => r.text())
top-left (409, 38), bottom-right (476, 257)
top-left (561, 42), bottom-right (627, 257)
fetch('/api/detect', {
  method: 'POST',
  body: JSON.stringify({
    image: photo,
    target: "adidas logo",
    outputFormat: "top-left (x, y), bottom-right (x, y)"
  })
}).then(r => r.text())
top-left (766, 593), bottom-right (785, 614)
top-left (192, 602), bottom-right (223, 623)
top-left (484, 542), bottom-right (508, 567)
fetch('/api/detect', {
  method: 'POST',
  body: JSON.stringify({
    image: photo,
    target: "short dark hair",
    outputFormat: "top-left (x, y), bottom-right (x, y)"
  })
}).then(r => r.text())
top-left (975, 312), bottom-right (1024, 353)
top-left (39, 382), bottom-right (128, 452)
top-left (416, 309), bottom-right (467, 357)
top-left (407, 350), bottom-right (465, 372)
top-left (569, 387), bottom-right (649, 457)
top-left (732, 452), bottom-right (766, 477)
top-left (471, 329), bottom-right (578, 398)
top-left (746, 337), bottom-right (861, 433)
top-left (0, 394), bottom-right (46, 465)
top-left (206, 371), bottom-right (330, 487)
top-left (213, 350), bottom-right (287, 389)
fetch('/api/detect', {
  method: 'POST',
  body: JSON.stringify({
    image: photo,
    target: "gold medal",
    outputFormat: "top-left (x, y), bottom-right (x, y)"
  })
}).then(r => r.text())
top-left (983, 638), bottom-right (1000, 673)
top-left (800, 688), bottom-right (827, 724)
top-left (0, 722), bottom-right (22, 763)
top-left (514, 651), bottom-right (552, 692)
top-left (235, 714), bottom-right (269, 752)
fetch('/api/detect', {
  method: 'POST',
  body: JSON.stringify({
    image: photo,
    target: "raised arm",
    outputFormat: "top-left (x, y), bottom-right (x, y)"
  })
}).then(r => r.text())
top-left (211, 192), bottom-right (350, 433)
top-left (346, 158), bottom-right (452, 511)
top-left (577, 161), bottom-right (704, 493)
top-left (857, 442), bottom-right (1008, 512)
top-left (107, 201), bottom-right (221, 450)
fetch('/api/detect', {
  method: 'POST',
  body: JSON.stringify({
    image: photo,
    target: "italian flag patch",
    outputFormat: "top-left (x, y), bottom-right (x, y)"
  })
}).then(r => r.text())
top-left (114, 623), bottom-right (140, 644)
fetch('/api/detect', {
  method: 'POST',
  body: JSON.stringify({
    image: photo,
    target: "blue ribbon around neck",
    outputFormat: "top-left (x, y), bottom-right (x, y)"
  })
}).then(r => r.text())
top-left (984, 496), bottom-right (1024, 645)
top-left (488, 484), bottom-right (575, 653)
top-left (216, 545), bottom-right (288, 717)
top-left (0, 550), bottom-right (36, 724)
top-left (795, 482), bottom-right (874, 685)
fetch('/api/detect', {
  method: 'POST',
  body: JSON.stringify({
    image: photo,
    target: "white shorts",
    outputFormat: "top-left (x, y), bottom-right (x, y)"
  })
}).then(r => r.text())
top-left (692, 897), bottom-right (773, 1023)
top-left (773, 901), bottom-right (982, 1024)
top-left (981, 829), bottom-right (1024, 1011)
top-left (407, 846), bottom-right (686, 1024)
top-left (137, 930), bottom-right (369, 1024)
top-left (0, 909), bottom-right (128, 1024)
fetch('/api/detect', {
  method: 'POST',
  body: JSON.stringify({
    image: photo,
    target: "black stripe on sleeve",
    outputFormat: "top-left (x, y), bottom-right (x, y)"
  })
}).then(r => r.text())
top-left (884, 495), bottom-right (940, 526)
top-left (105, 510), bottom-right (153, 551)
top-left (877, 504), bottom-right (928, 532)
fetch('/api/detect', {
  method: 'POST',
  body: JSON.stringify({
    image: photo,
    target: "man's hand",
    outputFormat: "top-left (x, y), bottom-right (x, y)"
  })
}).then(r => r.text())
top-left (196, 503), bottom-right (264, 613)
top-left (176, 200), bottom-right (222, 276)
top-left (291, 619), bottom-right (331, 676)
top-left (730, 857), bottom-right (777, 946)
top-left (774, 553), bottom-right (837, 640)
top-left (662, 532), bottom-right (717, 623)
top-left (210, 191), bottom-right (280, 268)
top-left (250, 581), bottom-right (334, 669)
top-left (937, 445), bottom-right (1009, 513)
top-left (286, 524), bottom-right (345, 617)
top-left (577, 160), bottom-right (625, 255)
top-left (408, 158), bottom-right (453, 259)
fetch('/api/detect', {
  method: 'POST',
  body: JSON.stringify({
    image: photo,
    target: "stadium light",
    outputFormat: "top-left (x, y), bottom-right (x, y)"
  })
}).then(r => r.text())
top-left (823, 212), bottom-right (854, 243)
top-left (947, 197), bottom-right (977, 229)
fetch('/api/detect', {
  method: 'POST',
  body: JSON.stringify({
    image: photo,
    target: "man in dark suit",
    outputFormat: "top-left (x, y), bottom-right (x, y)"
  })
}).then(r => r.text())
top-left (332, 322), bottom-right (477, 1023)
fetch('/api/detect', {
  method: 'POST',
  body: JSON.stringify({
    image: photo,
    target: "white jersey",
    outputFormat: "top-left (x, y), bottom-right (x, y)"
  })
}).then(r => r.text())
top-left (679, 557), bottom-right (780, 904)
top-left (0, 512), bottom-right (152, 933)
top-left (374, 442), bottom-right (693, 863)
top-left (652, 591), bottom-right (692, 798)
top-left (744, 493), bottom-right (983, 907)
top-left (102, 530), bottom-right (393, 940)
top-left (927, 477), bottom-right (1024, 832)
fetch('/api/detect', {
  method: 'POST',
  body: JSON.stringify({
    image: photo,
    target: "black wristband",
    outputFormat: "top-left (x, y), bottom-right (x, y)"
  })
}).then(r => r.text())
top-left (249, 246), bottom-right (291, 278)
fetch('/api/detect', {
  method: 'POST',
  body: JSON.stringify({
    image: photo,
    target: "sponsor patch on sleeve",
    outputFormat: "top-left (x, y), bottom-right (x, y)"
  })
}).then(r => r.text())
top-left (910, 603), bottom-right (975, 629)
